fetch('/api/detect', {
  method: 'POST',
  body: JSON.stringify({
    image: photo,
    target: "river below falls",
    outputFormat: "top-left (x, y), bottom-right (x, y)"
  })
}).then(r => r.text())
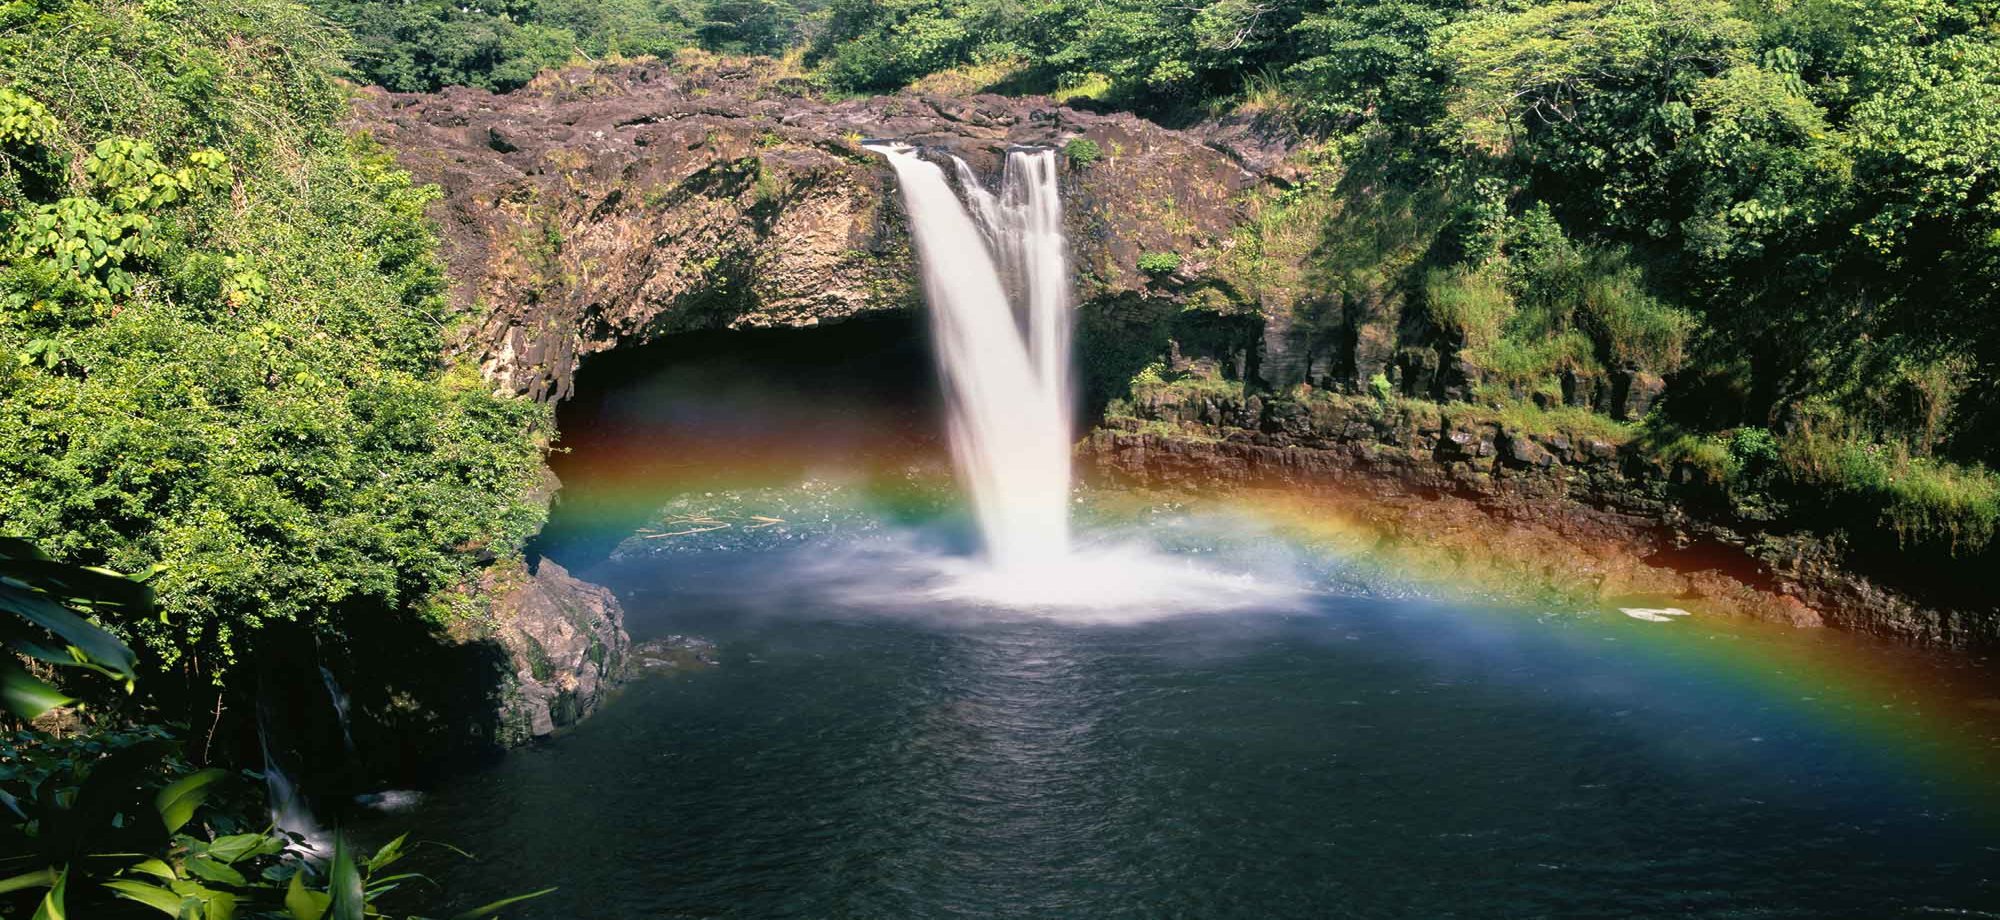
top-left (379, 500), bottom-right (2000, 919)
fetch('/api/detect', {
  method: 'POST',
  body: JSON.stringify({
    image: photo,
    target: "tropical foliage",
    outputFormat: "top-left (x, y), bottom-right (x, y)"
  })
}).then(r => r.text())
top-left (0, 0), bottom-right (550, 682)
top-left (306, 0), bottom-right (818, 92)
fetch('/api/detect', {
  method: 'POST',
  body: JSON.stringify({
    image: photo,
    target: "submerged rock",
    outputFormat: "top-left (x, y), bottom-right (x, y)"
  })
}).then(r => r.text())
top-left (632, 635), bottom-right (720, 671)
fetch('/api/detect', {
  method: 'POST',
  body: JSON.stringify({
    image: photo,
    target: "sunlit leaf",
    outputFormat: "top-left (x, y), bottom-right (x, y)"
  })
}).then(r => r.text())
top-left (30, 867), bottom-right (65, 920)
top-left (154, 769), bottom-right (227, 834)
top-left (0, 868), bottom-right (58, 895)
top-left (127, 858), bottom-right (178, 882)
top-left (284, 870), bottom-right (329, 920)
top-left (203, 888), bottom-right (237, 920)
top-left (0, 582), bottom-right (137, 680)
top-left (0, 658), bottom-right (74, 720)
top-left (103, 879), bottom-right (190, 916)
top-left (205, 833), bottom-right (280, 864)
top-left (327, 837), bottom-right (365, 920)
top-left (366, 833), bottom-right (407, 873)
top-left (183, 856), bottom-right (246, 887)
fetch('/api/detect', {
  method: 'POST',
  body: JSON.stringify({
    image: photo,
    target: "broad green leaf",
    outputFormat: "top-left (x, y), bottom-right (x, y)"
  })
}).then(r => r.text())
top-left (0, 582), bottom-right (137, 679)
top-left (0, 555), bottom-right (155, 614)
top-left (203, 888), bottom-right (236, 920)
top-left (30, 867), bottom-right (65, 920)
top-left (155, 769), bottom-right (227, 833)
top-left (285, 866), bottom-right (329, 920)
top-left (448, 887), bottom-right (558, 920)
top-left (205, 833), bottom-right (279, 864)
top-left (103, 879), bottom-right (190, 916)
top-left (0, 538), bottom-right (50, 562)
top-left (366, 833), bottom-right (408, 873)
top-left (183, 856), bottom-right (246, 887)
top-left (128, 858), bottom-right (178, 882)
top-left (0, 658), bottom-right (73, 720)
top-left (0, 867), bottom-right (57, 895)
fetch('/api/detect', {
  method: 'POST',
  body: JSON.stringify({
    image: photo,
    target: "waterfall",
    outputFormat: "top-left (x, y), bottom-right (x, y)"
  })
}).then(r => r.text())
top-left (843, 142), bottom-right (1302, 614)
top-left (256, 713), bottom-right (330, 855)
top-left (870, 145), bottom-right (1074, 570)
top-left (319, 664), bottom-right (356, 756)
top-left (254, 682), bottom-right (331, 855)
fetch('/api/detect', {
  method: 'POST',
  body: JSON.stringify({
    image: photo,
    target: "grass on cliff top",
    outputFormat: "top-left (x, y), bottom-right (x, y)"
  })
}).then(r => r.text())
top-left (1783, 426), bottom-right (2000, 556)
top-left (1130, 362), bottom-right (1247, 400)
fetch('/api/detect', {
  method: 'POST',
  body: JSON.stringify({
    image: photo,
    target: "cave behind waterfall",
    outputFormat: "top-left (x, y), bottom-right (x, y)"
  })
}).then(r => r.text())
top-left (534, 314), bottom-right (947, 570)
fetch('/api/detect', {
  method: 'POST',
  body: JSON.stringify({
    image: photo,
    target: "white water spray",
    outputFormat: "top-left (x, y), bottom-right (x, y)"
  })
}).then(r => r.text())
top-left (872, 144), bottom-right (1073, 570)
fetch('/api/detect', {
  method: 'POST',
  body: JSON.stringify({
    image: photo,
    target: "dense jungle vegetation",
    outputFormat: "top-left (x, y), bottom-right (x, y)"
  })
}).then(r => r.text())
top-left (0, 0), bottom-right (557, 911)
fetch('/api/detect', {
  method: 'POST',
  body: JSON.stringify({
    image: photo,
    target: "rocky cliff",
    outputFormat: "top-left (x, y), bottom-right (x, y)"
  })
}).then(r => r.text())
top-left (356, 52), bottom-right (1994, 686)
top-left (354, 55), bottom-right (1269, 402)
top-left (477, 554), bottom-right (628, 745)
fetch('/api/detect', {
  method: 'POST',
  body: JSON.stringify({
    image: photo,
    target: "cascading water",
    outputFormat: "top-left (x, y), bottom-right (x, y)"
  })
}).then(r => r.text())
top-left (871, 144), bottom-right (1073, 570)
top-left (319, 664), bottom-right (357, 756)
top-left (867, 142), bottom-right (1301, 614)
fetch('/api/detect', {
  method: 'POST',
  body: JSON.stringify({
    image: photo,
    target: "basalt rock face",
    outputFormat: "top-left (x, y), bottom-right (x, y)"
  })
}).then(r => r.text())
top-left (1090, 385), bottom-right (2000, 651)
top-left (354, 58), bottom-right (1262, 402)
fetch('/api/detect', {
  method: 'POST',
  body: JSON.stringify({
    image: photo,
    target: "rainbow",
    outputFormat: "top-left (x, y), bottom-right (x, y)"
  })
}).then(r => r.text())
top-left (537, 433), bottom-right (2000, 817)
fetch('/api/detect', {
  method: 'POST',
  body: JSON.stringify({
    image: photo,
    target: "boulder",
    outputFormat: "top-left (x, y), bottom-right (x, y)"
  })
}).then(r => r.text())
top-left (480, 556), bottom-right (629, 745)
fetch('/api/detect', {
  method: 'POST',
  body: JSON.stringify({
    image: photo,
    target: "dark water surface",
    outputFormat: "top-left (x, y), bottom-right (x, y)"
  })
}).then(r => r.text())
top-left (396, 536), bottom-right (2000, 919)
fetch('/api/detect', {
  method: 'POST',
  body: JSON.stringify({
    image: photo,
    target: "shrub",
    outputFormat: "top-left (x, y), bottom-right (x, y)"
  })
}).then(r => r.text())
top-left (1370, 371), bottom-right (1394, 401)
top-left (1138, 251), bottom-right (1183, 276)
top-left (1729, 426), bottom-right (1780, 474)
top-left (1578, 263), bottom-right (1693, 373)
top-left (1064, 138), bottom-right (1103, 168)
top-left (1780, 410), bottom-right (2000, 555)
